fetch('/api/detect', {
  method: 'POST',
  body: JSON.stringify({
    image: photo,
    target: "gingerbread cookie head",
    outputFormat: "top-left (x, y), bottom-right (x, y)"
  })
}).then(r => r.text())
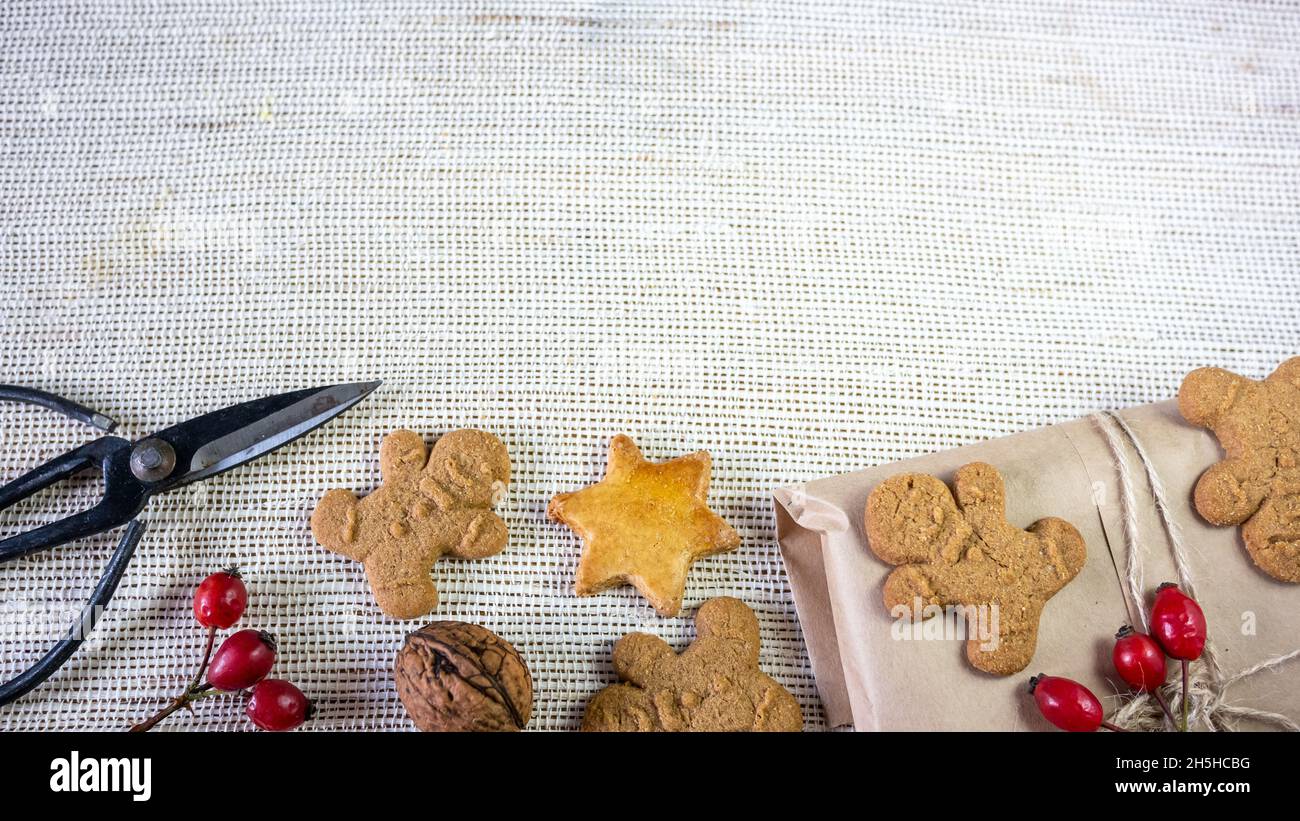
top-left (548, 435), bottom-right (740, 617)
top-left (864, 462), bottom-right (1087, 676)
top-left (311, 429), bottom-right (510, 619)
top-left (582, 596), bottom-right (802, 732)
top-left (1178, 357), bottom-right (1300, 582)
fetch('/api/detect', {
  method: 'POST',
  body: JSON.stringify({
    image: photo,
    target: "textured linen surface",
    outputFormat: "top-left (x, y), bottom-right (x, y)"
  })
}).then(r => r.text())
top-left (2, 1), bottom-right (1299, 731)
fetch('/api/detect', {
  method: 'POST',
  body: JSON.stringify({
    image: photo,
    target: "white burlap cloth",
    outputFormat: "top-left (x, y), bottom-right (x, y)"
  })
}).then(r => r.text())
top-left (2, 1), bottom-right (1298, 730)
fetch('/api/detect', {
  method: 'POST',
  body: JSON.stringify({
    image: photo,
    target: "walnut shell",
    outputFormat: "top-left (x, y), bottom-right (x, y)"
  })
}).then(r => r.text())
top-left (394, 621), bottom-right (533, 732)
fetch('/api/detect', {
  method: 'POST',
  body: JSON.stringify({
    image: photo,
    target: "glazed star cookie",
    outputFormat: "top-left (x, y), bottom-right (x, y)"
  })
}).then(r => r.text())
top-left (582, 596), bottom-right (802, 732)
top-left (864, 462), bottom-right (1087, 676)
top-left (311, 429), bottom-right (510, 619)
top-left (548, 435), bottom-right (740, 617)
top-left (1178, 357), bottom-right (1300, 582)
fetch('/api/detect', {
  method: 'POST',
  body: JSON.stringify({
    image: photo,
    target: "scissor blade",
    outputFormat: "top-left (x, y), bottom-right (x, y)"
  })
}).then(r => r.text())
top-left (146, 381), bottom-right (380, 491)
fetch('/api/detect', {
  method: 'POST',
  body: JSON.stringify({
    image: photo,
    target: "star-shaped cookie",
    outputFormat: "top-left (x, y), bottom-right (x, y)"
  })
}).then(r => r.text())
top-left (548, 435), bottom-right (740, 617)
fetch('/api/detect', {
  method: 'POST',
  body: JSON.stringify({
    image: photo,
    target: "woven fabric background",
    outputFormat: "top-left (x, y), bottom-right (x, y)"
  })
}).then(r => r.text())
top-left (2, 1), bottom-right (1298, 731)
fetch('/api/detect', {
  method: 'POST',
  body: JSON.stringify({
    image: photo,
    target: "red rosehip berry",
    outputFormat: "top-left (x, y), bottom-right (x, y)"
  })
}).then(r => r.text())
top-left (193, 567), bottom-right (247, 629)
top-left (1112, 625), bottom-right (1168, 692)
top-left (1029, 674), bottom-right (1105, 732)
top-left (1149, 583), bottom-right (1206, 661)
top-left (207, 629), bottom-right (276, 691)
top-left (246, 679), bottom-right (314, 731)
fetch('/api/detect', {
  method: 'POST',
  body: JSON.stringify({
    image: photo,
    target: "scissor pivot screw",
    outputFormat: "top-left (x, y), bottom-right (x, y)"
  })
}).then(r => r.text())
top-left (131, 438), bottom-right (176, 482)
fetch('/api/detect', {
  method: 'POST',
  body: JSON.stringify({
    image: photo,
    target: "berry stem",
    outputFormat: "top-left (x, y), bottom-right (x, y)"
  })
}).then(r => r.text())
top-left (1151, 689), bottom-right (1177, 729)
top-left (128, 624), bottom-right (221, 732)
top-left (127, 686), bottom-right (219, 732)
top-left (1180, 659), bottom-right (1190, 732)
top-left (1100, 720), bottom-right (1129, 733)
top-left (187, 625), bottom-right (217, 694)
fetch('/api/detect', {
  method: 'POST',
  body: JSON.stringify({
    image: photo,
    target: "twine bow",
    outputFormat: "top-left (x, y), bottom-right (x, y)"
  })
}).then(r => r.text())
top-left (1091, 410), bottom-right (1298, 732)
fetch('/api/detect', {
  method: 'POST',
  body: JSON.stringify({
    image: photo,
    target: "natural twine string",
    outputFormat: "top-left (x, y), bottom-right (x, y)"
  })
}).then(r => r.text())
top-left (1091, 411), bottom-right (1298, 732)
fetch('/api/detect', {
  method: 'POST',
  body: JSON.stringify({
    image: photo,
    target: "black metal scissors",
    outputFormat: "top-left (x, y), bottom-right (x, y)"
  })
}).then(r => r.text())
top-left (0, 380), bottom-right (380, 706)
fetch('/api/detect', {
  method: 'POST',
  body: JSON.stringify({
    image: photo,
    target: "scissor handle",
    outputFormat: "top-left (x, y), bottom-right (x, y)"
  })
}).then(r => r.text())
top-left (0, 436), bottom-right (146, 563)
top-left (0, 388), bottom-right (148, 708)
top-left (0, 437), bottom-right (122, 511)
top-left (0, 384), bottom-right (149, 563)
top-left (0, 520), bottom-right (145, 707)
top-left (0, 384), bottom-right (117, 431)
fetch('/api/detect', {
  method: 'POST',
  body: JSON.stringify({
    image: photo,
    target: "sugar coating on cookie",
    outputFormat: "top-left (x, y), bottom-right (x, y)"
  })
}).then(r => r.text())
top-left (1178, 357), bottom-right (1300, 583)
top-left (864, 462), bottom-right (1087, 676)
top-left (311, 429), bottom-right (510, 619)
top-left (582, 596), bottom-right (802, 732)
top-left (548, 435), bottom-right (740, 617)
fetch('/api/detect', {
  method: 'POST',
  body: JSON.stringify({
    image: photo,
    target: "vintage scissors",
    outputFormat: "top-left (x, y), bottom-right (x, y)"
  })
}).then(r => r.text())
top-left (0, 380), bottom-right (380, 706)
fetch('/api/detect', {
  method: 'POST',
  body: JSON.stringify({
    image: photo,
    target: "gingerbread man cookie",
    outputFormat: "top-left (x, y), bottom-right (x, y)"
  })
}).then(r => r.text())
top-left (548, 435), bottom-right (740, 617)
top-left (1179, 358), bottom-right (1300, 582)
top-left (311, 429), bottom-right (510, 619)
top-left (582, 596), bottom-right (802, 732)
top-left (864, 462), bottom-right (1087, 676)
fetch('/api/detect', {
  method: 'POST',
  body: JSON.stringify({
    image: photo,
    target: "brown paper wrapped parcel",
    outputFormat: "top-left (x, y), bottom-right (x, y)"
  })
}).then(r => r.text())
top-left (774, 401), bottom-right (1299, 731)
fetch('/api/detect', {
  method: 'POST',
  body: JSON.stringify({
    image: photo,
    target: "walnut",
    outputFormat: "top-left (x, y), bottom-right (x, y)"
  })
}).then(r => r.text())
top-left (394, 621), bottom-right (533, 732)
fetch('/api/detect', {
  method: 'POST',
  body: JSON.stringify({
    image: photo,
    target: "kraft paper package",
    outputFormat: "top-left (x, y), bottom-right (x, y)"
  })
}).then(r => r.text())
top-left (774, 401), bottom-right (1299, 731)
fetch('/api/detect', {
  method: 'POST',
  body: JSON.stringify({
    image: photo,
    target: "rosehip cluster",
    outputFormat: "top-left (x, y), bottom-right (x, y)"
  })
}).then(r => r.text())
top-left (1029, 583), bottom-right (1207, 733)
top-left (130, 568), bottom-right (314, 732)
